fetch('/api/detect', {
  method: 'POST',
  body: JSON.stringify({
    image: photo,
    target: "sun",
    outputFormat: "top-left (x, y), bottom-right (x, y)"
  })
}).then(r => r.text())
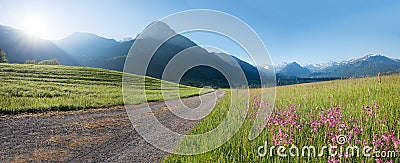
top-left (21, 17), bottom-right (50, 38)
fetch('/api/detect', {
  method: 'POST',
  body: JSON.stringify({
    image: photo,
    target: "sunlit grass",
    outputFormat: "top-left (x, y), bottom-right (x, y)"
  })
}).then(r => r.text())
top-left (0, 63), bottom-right (207, 114)
top-left (165, 74), bottom-right (400, 162)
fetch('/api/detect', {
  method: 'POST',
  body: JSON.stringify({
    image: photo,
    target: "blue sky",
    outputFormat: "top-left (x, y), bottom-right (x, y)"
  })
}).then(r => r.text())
top-left (0, 0), bottom-right (399, 64)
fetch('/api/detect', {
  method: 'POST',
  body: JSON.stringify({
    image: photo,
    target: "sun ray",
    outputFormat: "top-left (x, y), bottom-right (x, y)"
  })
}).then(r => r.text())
top-left (21, 16), bottom-right (49, 38)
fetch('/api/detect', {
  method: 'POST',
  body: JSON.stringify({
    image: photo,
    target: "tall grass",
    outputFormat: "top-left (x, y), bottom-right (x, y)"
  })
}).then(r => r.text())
top-left (164, 74), bottom-right (400, 162)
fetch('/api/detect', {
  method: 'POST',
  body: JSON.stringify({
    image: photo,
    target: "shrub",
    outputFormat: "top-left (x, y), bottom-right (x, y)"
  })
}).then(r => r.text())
top-left (38, 58), bottom-right (61, 65)
top-left (24, 60), bottom-right (37, 64)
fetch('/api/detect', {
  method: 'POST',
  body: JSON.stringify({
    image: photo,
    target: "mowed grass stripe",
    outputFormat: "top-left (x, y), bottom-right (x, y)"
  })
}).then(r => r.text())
top-left (0, 63), bottom-right (206, 114)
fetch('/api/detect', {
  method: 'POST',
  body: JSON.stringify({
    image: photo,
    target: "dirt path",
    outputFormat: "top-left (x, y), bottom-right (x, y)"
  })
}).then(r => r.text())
top-left (0, 90), bottom-right (225, 162)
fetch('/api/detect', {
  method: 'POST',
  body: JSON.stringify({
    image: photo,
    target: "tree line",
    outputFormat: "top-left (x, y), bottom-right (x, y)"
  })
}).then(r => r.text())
top-left (24, 58), bottom-right (61, 65)
top-left (0, 48), bottom-right (60, 65)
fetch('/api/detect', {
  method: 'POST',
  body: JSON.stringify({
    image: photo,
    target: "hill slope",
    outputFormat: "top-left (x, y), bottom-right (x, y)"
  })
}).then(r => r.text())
top-left (0, 63), bottom-right (205, 114)
top-left (0, 24), bottom-right (270, 88)
top-left (322, 54), bottom-right (400, 77)
top-left (53, 32), bottom-right (134, 70)
top-left (0, 25), bottom-right (76, 64)
top-left (277, 62), bottom-right (311, 77)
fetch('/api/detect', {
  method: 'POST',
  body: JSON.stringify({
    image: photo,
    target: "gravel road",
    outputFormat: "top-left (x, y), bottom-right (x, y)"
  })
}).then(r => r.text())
top-left (0, 90), bottom-right (225, 162)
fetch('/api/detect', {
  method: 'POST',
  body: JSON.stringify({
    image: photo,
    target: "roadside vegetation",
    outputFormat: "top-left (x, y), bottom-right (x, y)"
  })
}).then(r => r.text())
top-left (165, 74), bottom-right (400, 162)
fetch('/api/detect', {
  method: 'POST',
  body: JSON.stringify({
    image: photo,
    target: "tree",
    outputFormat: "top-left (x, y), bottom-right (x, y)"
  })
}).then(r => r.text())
top-left (38, 58), bottom-right (61, 65)
top-left (25, 60), bottom-right (37, 64)
top-left (0, 49), bottom-right (8, 63)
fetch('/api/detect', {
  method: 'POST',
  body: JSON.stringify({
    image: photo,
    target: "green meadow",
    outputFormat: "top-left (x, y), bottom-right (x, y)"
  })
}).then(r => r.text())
top-left (165, 74), bottom-right (400, 162)
top-left (0, 63), bottom-right (205, 114)
top-left (1, 63), bottom-right (399, 162)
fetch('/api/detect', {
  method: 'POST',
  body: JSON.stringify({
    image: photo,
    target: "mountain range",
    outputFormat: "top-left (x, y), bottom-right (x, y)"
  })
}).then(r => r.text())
top-left (275, 54), bottom-right (400, 78)
top-left (0, 24), bottom-right (131, 70)
top-left (1, 24), bottom-right (399, 87)
top-left (0, 23), bottom-right (271, 88)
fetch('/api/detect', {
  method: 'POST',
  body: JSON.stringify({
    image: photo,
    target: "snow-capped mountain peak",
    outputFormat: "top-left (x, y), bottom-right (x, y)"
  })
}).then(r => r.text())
top-left (301, 61), bottom-right (339, 72)
top-left (275, 54), bottom-right (400, 78)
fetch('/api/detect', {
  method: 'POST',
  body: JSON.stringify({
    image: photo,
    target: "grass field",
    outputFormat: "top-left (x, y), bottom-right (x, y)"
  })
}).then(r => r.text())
top-left (2, 63), bottom-right (399, 162)
top-left (0, 63), bottom-right (206, 114)
top-left (165, 74), bottom-right (400, 162)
